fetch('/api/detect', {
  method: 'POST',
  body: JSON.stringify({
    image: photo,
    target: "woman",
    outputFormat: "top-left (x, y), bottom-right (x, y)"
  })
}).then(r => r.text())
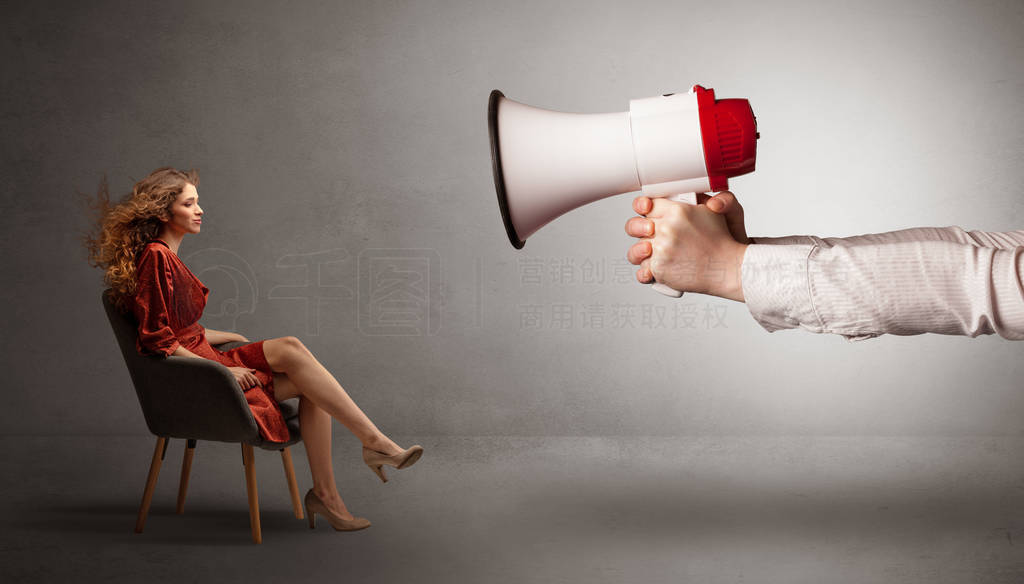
top-left (85, 167), bottom-right (422, 532)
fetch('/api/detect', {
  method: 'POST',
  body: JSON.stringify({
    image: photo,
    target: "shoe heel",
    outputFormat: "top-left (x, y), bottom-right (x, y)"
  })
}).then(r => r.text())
top-left (370, 464), bottom-right (388, 483)
top-left (306, 505), bottom-right (316, 529)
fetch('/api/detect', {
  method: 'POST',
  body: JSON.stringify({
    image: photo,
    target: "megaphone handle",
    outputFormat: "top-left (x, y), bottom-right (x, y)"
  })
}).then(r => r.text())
top-left (649, 192), bottom-right (698, 298)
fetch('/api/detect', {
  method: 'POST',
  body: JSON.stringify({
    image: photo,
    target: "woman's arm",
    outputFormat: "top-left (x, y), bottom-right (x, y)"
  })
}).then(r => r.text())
top-left (132, 248), bottom-right (182, 357)
top-left (170, 345), bottom-right (205, 359)
top-left (204, 327), bottom-right (250, 345)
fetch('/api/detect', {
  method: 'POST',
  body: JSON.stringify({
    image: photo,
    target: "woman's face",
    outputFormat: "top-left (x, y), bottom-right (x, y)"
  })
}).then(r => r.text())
top-left (163, 183), bottom-right (203, 235)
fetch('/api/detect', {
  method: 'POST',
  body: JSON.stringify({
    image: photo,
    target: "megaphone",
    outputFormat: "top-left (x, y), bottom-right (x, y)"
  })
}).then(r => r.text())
top-left (488, 85), bottom-right (758, 297)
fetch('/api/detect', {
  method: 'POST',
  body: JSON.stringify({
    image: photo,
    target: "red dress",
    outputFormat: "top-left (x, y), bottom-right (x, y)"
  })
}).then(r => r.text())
top-left (131, 239), bottom-right (290, 443)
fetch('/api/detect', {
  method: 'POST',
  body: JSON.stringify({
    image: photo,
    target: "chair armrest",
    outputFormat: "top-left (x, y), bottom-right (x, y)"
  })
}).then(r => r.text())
top-left (130, 355), bottom-right (261, 443)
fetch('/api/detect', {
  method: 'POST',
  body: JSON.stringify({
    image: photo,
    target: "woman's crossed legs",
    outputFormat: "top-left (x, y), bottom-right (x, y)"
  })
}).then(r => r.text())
top-left (263, 336), bottom-right (403, 521)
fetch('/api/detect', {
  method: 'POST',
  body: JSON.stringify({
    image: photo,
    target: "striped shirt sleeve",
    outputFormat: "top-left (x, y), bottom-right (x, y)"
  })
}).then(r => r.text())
top-left (741, 227), bottom-right (1024, 341)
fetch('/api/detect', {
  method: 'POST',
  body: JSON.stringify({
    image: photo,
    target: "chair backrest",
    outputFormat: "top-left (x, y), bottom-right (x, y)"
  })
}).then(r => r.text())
top-left (101, 288), bottom-right (258, 442)
top-left (102, 289), bottom-right (163, 424)
top-left (102, 289), bottom-right (150, 378)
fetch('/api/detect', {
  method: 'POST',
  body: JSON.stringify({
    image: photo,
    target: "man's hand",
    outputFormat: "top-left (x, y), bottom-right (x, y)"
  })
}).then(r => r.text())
top-left (703, 191), bottom-right (749, 244)
top-left (624, 191), bottom-right (748, 302)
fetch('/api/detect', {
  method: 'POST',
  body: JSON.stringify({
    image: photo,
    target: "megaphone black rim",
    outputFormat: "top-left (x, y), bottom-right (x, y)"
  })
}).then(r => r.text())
top-left (488, 89), bottom-right (526, 249)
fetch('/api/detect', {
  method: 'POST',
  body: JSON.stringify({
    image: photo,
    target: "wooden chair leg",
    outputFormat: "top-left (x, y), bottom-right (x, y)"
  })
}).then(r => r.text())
top-left (176, 439), bottom-right (196, 514)
top-left (136, 436), bottom-right (168, 534)
top-left (280, 447), bottom-right (304, 519)
top-left (241, 444), bottom-right (262, 544)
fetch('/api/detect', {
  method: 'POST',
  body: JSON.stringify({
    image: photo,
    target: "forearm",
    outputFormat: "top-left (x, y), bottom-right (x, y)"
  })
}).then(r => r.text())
top-left (741, 238), bottom-right (1024, 341)
top-left (203, 327), bottom-right (248, 345)
top-left (751, 226), bottom-right (1024, 250)
top-left (170, 344), bottom-right (206, 359)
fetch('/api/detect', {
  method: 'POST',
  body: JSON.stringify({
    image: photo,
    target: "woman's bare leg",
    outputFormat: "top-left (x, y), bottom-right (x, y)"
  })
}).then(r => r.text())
top-left (273, 373), bottom-right (356, 519)
top-left (265, 336), bottom-right (401, 455)
top-left (299, 394), bottom-right (355, 519)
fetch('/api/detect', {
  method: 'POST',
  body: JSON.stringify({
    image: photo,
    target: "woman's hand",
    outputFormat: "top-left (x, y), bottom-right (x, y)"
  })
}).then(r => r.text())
top-left (230, 332), bottom-right (250, 343)
top-left (624, 191), bottom-right (749, 302)
top-left (227, 366), bottom-right (260, 390)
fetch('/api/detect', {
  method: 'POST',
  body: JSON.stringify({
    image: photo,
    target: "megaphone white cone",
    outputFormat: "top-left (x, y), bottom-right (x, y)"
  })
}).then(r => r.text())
top-left (488, 91), bottom-right (641, 248)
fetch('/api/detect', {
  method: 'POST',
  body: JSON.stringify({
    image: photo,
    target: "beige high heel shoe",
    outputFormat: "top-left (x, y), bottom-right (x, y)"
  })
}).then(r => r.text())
top-left (304, 489), bottom-right (371, 531)
top-left (362, 445), bottom-right (424, 483)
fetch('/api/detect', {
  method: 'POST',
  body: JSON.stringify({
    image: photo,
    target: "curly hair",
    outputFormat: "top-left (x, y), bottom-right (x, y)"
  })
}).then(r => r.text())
top-left (83, 167), bottom-right (199, 313)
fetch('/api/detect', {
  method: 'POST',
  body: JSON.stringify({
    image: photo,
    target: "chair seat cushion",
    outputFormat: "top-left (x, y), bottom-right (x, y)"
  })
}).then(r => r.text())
top-left (255, 398), bottom-right (302, 450)
top-left (277, 398), bottom-right (299, 420)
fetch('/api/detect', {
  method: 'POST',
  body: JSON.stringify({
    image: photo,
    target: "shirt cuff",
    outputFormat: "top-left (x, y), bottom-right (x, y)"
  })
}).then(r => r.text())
top-left (741, 244), bottom-right (822, 333)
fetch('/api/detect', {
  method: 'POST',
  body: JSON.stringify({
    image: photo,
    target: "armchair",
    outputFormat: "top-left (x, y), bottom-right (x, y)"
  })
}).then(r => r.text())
top-left (101, 289), bottom-right (304, 543)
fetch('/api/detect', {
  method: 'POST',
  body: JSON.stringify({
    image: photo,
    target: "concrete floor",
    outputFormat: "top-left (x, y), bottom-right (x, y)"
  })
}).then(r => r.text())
top-left (2, 435), bottom-right (1023, 583)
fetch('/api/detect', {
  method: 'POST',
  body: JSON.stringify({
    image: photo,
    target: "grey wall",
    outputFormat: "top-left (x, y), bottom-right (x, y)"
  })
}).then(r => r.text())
top-left (2, 0), bottom-right (1021, 437)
